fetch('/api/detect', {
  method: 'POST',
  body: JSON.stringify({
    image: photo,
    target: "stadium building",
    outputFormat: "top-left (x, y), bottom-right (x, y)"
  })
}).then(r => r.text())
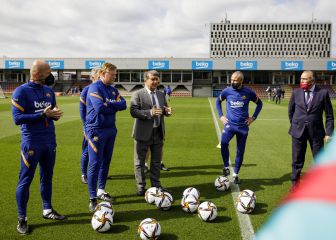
top-left (0, 21), bottom-right (336, 98)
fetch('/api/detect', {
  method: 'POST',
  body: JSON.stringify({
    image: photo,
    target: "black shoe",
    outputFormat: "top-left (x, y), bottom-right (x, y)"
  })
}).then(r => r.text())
top-left (17, 217), bottom-right (29, 235)
top-left (81, 175), bottom-right (88, 184)
top-left (136, 189), bottom-right (146, 196)
top-left (89, 198), bottom-right (98, 212)
top-left (160, 163), bottom-right (170, 171)
top-left (158, 186), bottom-right (170, 193)
top-left (43, 209), bottom-right (66, 220)
top-left (233, 176), bottom-right (241, 184)
top-left (97, 192), bottom-right (113, 202)
top-left (222, 168), bottom-right (230, 177)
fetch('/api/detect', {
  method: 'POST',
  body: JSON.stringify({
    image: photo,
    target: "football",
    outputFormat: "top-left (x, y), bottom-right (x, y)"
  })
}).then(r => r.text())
top-left (96, 201), bottom-right (115, 217)
top-left (236, 189), bottom-right (256, 214)
top-left (91, 209), bottom-right (113, 232)
top-left (145, 187), bottom-right (160, 204)
top-left (138, 218), bottom-right (161, 240)
top-left (155, 191), bottom-right (174, 210)
top-left (197, 201), bottom-right (217, 222)
top-left (214, 175), bottom-right (230, 191)
top-left (182, 187), bottom-right (200, 199)
top-left (181, 194), bottom-right (200, 213)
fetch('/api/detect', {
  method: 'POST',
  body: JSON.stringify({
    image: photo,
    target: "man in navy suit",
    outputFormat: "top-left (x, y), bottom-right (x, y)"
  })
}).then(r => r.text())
top-left (288, 70), bottom-right (334, 186)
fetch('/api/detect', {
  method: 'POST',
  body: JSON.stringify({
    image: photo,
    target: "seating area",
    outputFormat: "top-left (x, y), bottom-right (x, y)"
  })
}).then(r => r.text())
top-left (317, 85), bottom-right (336, 98)
top-left (246, 85), bottom-right (270, 98)
top-left (171, 91), bottom-right (192, 97)
top-left (0, 82), bottom-right (24, 94)
top-left (1, 82), bottom-right (336, 99)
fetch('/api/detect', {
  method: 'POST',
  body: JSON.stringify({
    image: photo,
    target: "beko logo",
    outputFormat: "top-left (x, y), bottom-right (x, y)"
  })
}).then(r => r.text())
top-left (9, 61), bottom-right (20, 67)
top-left (236, 61), bottom-right (257, 70)
top-left (89, 62), bottom-right (102, 67)
top-left (6, 60), bottom-right (24, 69)
top-left (281, 61), bottom-right (303, 70)
top-left (34, 101), bottom-right (51, 108)
top-left (229, 100), bottom-right (244, 108)
top-left (284, 62), bottom-right (299, 69)
top-left (239, 62), bottom-right (253, 68)
top-left (148, 60), bottom-right (169, 70)
top-left (152, 61), bottom-right (166, 68)
top-left (192, 60), bottom-right (213, 70)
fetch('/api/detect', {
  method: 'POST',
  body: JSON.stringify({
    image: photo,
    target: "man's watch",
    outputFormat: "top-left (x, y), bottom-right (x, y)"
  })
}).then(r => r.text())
top-left (252, 116), bottom-right (256, 120)
top-left (41, 112), bottom-right (47, 118)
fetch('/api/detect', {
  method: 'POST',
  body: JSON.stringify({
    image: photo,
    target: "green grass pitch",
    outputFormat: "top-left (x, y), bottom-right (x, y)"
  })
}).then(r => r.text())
top-left (0, 96), bottom-right (323, 239)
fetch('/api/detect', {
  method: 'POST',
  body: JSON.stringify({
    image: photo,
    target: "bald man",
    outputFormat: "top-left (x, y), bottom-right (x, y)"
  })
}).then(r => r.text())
top-left (216, 71), bottom-right (263, 184)
top-left (11, 60), bottom-right (65, 235)
top-left (289, 70), bottom-right (334, 186)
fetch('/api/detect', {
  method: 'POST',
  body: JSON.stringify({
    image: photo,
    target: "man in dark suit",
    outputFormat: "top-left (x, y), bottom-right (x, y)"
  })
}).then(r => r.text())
top-left (288, 70), bottom-right (334, 186)
top-left (130, 70), bottom-right (172, 196)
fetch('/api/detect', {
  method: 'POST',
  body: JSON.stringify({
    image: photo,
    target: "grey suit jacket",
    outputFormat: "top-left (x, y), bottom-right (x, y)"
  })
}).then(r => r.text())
top-left (130, 88), bottom-right (168, 141)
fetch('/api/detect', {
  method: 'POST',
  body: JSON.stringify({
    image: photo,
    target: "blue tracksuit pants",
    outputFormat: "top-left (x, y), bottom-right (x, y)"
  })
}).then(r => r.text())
top-left (16, 142), bottom-right (56, 217)
top-left (220, 123), bottom-right (248, 174)
top-left (81, 132), bottom-right (89, 177)
top-left (87, 128), bottom-right (116, 199)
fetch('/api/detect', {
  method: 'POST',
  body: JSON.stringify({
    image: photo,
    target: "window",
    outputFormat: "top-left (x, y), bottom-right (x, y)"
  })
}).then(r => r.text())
top-left (161, 71), bottom-right (171, 83)
top-left (119, 72), bottom-right (130, 82)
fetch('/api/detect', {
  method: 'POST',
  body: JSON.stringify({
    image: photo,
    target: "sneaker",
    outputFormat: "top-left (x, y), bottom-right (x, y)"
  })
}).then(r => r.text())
top-left (136, 189), bottom-right (146, 196)
top-left (233, 176), bottom-right (241, 184)
top-left (97, 192), bottom-right (113, 202)
top-left (89, 198), bottom-right (98, 212)
top-left (81, 175), bottom-right (88, 184)
top-left (222, 168), bottom-right (230, 177)
top-left (160, 163), bottom-right (170, 171)
top-left (17, 217), bottom-right (29, 235)
top-left (43, 209), bottom-right (66, 220)
top-left (158, 186), bottom-right (170, 193)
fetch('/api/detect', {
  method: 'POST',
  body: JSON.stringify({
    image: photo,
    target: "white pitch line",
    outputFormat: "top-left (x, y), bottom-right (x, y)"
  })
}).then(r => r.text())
top-left (208, 98), bottom-right (255, 240)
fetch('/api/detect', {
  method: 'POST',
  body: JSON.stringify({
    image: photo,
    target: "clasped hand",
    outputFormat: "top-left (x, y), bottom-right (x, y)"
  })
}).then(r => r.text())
top-left (44, 105), bottom-right (63, 120)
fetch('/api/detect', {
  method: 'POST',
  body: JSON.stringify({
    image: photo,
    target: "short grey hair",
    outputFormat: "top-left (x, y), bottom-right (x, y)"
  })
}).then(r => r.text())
top-left (302, 70), bottom-right (315, 80)
top-left (144, 70), bottom-right (159, 80)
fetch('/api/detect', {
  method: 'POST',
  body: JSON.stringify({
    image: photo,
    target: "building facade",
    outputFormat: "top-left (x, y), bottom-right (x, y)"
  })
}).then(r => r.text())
top-left (1, 57), bottom-right (336, 97)
top-left (210, 22), bottom-right (331, 58)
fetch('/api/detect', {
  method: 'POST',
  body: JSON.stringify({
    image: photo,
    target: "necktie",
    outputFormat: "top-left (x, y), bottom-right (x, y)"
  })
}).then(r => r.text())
top-left (306, 91), bottom-right (313, 110)
top-left (151, 91), bottom-right (160, 127)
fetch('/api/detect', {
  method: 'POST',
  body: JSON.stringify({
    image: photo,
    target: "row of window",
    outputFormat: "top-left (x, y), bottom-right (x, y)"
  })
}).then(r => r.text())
top-left (212, 44), bottom-right (330, 51)
top-left (213, 38), bottom-right (330, 44)
top-left (212, 45), bottom-right (329, 52)
top-left (212, 23), bottom-right (331, 31)
top-left (211, 31), bottom-right (330, 38)
top-left (117, 71), bottom-right (192, 83)
top-left (211, 51), bottom-right (329, 58)
top-left (0, 71), bottom-right (214, 83)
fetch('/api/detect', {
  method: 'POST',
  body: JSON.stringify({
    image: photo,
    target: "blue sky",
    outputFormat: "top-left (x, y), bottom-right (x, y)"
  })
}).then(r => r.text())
top-left (0, 0), bottom-right (334, 58)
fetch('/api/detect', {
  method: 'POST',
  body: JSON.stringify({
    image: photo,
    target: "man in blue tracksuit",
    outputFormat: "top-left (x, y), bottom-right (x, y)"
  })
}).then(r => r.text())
top-left (11, 60), bottom-right (66, 235)
top-left (79, 68), bottom-right (100, 184)
top-left (86, 62), bottom-right (126, 211)
top-left (163, 85), bottom-right (172, 102)
top-left (216, 71), bottom-right (263, 184)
